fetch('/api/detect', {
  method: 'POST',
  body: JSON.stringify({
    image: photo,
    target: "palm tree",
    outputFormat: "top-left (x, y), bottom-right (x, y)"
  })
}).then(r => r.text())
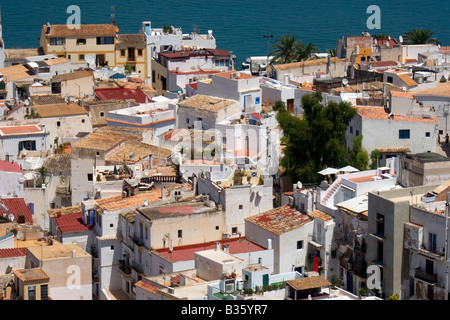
top-left (403, 28), bottom-right (440, 45)
top-left (297, 42), bottom-right (319, 61)
top-left (269, 35), bottom-right (302, 64)
top-left (326, 48), bottom-right (336, 57)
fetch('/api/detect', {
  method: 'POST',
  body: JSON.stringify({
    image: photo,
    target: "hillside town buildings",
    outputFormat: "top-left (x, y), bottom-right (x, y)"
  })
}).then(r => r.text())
top-left (0, 14), bottom-right (449, 303)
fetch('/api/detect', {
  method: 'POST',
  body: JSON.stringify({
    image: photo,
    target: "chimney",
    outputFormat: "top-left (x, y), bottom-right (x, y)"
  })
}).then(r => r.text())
top-left (267, 238), bottom-right (272, 250)
top-left (214, 241), bottom-right (220, 251)
top-left (161, 186), bottom-right (166, 200)
top-left (149, 154), bottom-right (153, 169)
top-left (72, 249), bottom-right (77, 258)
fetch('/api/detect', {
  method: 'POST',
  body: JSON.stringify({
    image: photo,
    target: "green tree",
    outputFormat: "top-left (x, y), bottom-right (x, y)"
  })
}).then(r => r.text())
top-left (276, 93), bottom-right (357, 184)
top-left (403, 28), bottom-right (440, 45)
top-left (269, 35), bottom-right (302, 64)
top-left (296, 42), bottom-right (319, 61)
top-left (269, 35), bottom-right (319, 64)
top-left (326, 48), bottom-right (336, 57)
top-left (348, 135), bottom-right (369, 171)
top-left (370, 149), bottom-right (381, 169)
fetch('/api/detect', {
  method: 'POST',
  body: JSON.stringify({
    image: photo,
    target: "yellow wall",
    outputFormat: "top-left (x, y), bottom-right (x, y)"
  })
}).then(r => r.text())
top-left (115, 45), bottom-right (147, 79)
top-left (354, 47), bottom-right (372, 64)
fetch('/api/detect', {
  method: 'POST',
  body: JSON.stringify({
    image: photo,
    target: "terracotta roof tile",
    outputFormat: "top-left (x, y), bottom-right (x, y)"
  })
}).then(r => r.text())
top-left (356, 106), bottom-right (438, 123)
top-left (213, 70), bottom-right (256, 80)
top-left (0, 198), bottom-right (33, 223)
top-left (272, 57), bottom-right (344, 71)
top-left (134, 280), bottom-right (160, 294)
top-left (0, 64), bottom-right (34, 81)
top-left (31, 103), bottom-right (88, 118)
top-left (44, 57), bottom-right (70, 66)
top-left (0, 248), bottom-right (28, 258)
top-left (308, 209), bottom-right (333, 221)
top-left (397, 73), bottom-right (418, 87)
top-left (245, 205), bottom-right (312, 235)
top-left (95, 87), bottom-right (150, 103)
top-left (0, 160), bottom-right (23, 173)
top-left (54, 70), bottom-right (93, 82)
top-left (54, 211), bottom-right (89, 233)
top-left (178, 94), bottom-right (238, 112)
top-left (13, 268), bottom-right (49, 282)
top-left (43, 24), bottom-right (116, 37)
top-left (287, 276), bottom-right (332, 291)
top-left (0, 125), bottom-right (42, 136)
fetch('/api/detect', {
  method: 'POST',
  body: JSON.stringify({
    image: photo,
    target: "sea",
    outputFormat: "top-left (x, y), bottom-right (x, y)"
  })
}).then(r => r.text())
top-left (1, 0), bottom-right (450, 65)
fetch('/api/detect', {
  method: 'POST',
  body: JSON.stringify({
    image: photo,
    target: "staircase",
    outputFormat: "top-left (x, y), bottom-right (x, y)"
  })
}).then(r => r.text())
top-left (321, 177), bottom-right (342, 206)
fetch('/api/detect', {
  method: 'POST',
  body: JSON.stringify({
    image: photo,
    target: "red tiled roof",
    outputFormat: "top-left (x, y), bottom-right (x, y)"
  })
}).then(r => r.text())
top-left (54, 211), bottom-right (89, 233)
top-left (356, 106), bottom-right (438, 123)
top-left (155, 237), bottom-right (265, 262)
top-left (250, 112), bottom-right (262, 120)
top-left (0, 125), bottom-right (42, 136)
top-left (0, 198), bottom-right (32, 223)
top-left (95, 87), bottom-right (150, 103)
top-left (0, 248), bottom-right (28, 259)
top-left (134, 280), bottom-right (160, 294)
top-left (0, 160), bottom-right (23, 174)
top-left (213, 70), bottom-right (256, 80)
top-left (186, 83), bottom-right (198, 90)
top-left (245, 205), bottom-right (311, 235)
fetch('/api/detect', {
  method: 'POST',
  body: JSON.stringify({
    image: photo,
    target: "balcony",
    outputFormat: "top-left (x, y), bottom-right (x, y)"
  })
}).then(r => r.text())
top-left (415, 269), bottom-right (437, 284)
top-left (130, 234), bottom-right (144, 247)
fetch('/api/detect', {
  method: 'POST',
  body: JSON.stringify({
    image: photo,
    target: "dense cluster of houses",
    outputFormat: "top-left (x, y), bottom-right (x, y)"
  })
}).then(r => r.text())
top-left (0, 17), bottom-right (449, 301)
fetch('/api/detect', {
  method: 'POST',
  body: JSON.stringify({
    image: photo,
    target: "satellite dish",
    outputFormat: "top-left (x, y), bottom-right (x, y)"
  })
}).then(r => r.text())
top-left (388, 35), bottom-right (391, 40)
top-left (399, 35), bottom-right (403, 43)
top-left (297, 181), bottom-right (302, 189)
top-left (16, 231), bottom-right (24, 240)
top-left (342, 78), bottom-right (348, 86)
top-left (85, 55), bottom-right (96, 69)
top-left (444, 70), bottom-right (449, 80)
top-left (23, 99), bottom-right (30, 106)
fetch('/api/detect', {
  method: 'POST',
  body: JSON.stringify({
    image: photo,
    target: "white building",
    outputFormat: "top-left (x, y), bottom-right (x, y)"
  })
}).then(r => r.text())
top-left (0, 125), bottom-right (50, 162)
top-left (196, 71), bottom-right (262, 113)
top-left (346, 106), bottom-right (438, 156)
top-left (245, 205), bottom-right (313, 274)
top-left (140, 21), bottom-right (216, 84)
top-left (0, 160), bottom-right (24, 199)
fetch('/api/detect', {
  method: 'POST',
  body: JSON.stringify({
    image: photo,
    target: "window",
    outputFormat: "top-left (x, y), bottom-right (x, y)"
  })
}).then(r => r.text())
top-left (40, 284), bottom-right (48, 300)
top-left (355, 130), bottom-right (360, 136)
top-left (232, 227), bottom-right (238, 234)
top-left (110, 223), bottom-right (113, 228)
top-left (50, 37), bottom-right (65, 45)
top-left (350, 126), bottom-right (353, 134)
top-left (376, 213), bottom-right (385, 236)
top-left (28, 285), bottom-right (36, 300)
top-left (152, 70), bottom-right (155, 83)
top-left (239, 205), bottom-right (243, 210)
top-left (399, 129), bottom-right (410, 139)
top-left (429, 233), bottom-right (437, 252)
top-left (138, 49), bottom-right (143, 56)
top-left (87, 173), bottom-right (93, 181)
top-left (426, 259), bottom-right (434, 274)
top-left (215, 226), bottom-right (219, 230)
top-left (145, 226), bottom-right (149, 239)
top-left (100, 112), bottom-right (105, 117)
top-left (19, 140), bottom-right (36, 153)
top-left (425, 132), bottom-right (430, 137)
top-left (186, 118), bottom-right (190, 124)
top-left (178, 229), bottom-right (183, 239)
top-left (76, 38), bottom-right (86, 45)
top-left (387, 76), bottom-right (393, 83)
top-left (120, 49), bottom-right (126, 57)
top-left (79, 54), bottom-right (85, 61)
top-left (297, 240), bottom-right (303, 250)
top-left (214, 59), bottom-right (228, 67)
top-left (110, 245), bottom-right (114, 250)
top-left (81, 119), bottom-right (85, 123)
top-left (96, 36), bottom-right (114, 45)
top-left (67, 55), bottom-right (71, 60)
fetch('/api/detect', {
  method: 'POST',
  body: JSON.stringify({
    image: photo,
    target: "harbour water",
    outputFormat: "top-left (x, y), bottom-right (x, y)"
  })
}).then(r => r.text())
top-left (1, 0), bottom-right (449, 64)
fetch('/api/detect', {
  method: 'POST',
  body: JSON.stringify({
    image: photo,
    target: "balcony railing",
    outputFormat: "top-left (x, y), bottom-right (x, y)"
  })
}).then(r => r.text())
top-left (130, 234), bottom-right (144, 247)
top-left (415, 269), bottom-right (437, 284)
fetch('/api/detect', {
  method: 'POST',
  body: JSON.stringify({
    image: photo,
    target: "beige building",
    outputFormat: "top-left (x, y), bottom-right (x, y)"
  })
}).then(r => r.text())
top-left (54, 70), bottom-right (95, 99)
top-left (115, 34), bottom-right (147, 80)
top-left (26, 243), bottom-right (92, 300)
top-left (40, 23), bottom-right (117, 68)
top-left (13, 268), bottom-right (50, 300)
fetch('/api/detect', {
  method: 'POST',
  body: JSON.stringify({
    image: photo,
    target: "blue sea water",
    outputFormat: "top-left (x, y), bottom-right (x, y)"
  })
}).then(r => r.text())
top-left (1, 0), bottom-right (449, 65)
